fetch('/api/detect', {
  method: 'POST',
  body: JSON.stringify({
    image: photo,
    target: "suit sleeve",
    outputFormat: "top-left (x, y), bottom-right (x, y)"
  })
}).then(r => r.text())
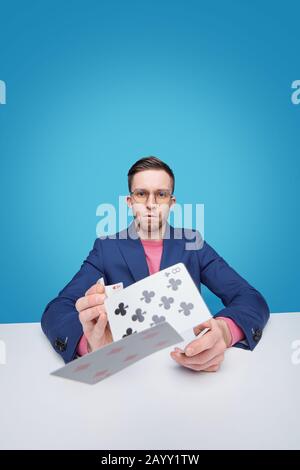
top-left (41, 238), bottom-right (104, 363)
top-left (197, 240), bottom-right (270, 350)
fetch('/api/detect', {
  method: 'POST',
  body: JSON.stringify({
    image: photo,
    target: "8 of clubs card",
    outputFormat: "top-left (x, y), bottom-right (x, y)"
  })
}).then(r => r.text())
top-left (104, 262), bottom-right (212, 341)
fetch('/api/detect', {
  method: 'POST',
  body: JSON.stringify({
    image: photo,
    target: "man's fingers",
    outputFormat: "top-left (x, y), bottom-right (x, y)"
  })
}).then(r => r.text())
top-left (79, 304), bottom-right (106, 324)
top-left (81, 310), bottom-right (109, 342)
top-left (171, 317), bottom-right (226, 371)
top-left (193, 319), bottom-right (211, 337)
top-left (187, 318), bottom-right (224, 356)
top-left (172, 346), bottom-right (223, 366)
top-left (82, 320), bottom-right (95, 336)
top-left (85, 283), bottom-right (105, 296)
top-left (191, 353), bottom-right (224, 371)
top-left (93, 312), bottom-right (108, 339)
top-left (171, 352), bottom-right (224, 371)
top-left (76, 293), bottom-right (106, 312)
top-left (184, 329), bottom-right (218, 357)
top-left (203, 364), bottom-right (219, 372)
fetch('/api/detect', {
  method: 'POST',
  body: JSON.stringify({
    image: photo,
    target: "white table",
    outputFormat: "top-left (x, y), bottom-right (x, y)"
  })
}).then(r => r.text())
top-left (0, 313), bottom-right (299, 450)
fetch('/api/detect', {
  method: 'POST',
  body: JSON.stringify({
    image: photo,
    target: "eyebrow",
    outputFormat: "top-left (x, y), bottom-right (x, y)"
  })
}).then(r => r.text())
top-left (132, 188), bottom-right (172, 192)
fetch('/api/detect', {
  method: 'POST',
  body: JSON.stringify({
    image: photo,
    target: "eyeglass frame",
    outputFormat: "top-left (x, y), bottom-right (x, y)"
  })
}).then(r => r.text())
top-left (129, 188), bottom-right (174, 205)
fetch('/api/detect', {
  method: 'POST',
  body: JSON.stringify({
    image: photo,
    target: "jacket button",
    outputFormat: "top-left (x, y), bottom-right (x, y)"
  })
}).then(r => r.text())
top-left (54, 337), bottom-right (67, 352)
top-left (252, 328), bottom-right (262, 342)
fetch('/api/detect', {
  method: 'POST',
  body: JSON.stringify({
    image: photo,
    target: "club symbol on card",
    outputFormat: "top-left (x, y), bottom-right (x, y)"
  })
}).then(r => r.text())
top-left (140, 290), bottom-right (155, 303)
top-left (122, 327), bottom-right (137, 338)
top-left (132, 308), bottom-right (146, 322)
top-left (150, 314), bottom-right (166, 326)
top-left (159, 296), bottom-right (174, 309)
top-left (167, 278), bottom-right (182, 291)
top-left (114, 302), bottom-right (128, 316)
top-left (178, 301), bottom-right (194, 316)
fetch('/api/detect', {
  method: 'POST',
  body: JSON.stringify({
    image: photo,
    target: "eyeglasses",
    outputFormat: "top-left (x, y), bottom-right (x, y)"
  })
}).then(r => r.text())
top-left (130, 188), bottom-right (173, 204)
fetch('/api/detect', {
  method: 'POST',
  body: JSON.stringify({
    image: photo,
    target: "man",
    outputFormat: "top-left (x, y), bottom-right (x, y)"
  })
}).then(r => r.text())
top-left (41, 156), bottom-right (270, 371)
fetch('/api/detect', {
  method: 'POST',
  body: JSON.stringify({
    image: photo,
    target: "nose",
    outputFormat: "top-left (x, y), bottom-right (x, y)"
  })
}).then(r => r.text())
top-left (146, 193), bottom-right (157, 208)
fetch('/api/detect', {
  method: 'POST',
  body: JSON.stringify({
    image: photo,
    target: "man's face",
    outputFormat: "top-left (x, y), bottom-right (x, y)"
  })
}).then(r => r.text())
top-left (127, 169), bottom-right (176, 235)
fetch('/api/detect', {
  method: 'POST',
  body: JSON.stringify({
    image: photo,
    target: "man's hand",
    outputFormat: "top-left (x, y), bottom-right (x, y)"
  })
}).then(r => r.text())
top-left (76, 283), bottom-right (113, 352)
top-left (170, 318), bottom-right (231, 372)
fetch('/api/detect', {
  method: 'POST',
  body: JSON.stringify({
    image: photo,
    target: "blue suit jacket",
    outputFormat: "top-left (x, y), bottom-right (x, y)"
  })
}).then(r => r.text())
top-left (41, 223), bottom-right (270, 363)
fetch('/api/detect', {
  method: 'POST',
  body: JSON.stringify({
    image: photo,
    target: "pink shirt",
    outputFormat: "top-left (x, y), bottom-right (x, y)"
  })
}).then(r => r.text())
top-left (77, 238), bottom-right (244, 355)
top-left (140, 238), bottom-right (163, 274)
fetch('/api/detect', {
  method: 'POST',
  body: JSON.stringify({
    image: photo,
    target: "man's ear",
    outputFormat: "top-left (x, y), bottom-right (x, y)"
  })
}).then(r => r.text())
top-left (170, 196), bottom-right (176, 208)
top-left (126, 195), bottom-right (132, 208)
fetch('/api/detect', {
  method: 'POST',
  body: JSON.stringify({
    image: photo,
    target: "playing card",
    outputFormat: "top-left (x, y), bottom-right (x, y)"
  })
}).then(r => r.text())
top-left (51, 322), bottom-right (184, 384)
top-left (97, 277), bottom-right (123, 297)
top-left (104, 262), bottom-right (212, 342)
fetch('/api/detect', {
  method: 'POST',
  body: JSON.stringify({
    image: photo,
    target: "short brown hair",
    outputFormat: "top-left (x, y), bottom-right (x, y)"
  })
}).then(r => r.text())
top-left (128, 156), bottom-right (175, 193)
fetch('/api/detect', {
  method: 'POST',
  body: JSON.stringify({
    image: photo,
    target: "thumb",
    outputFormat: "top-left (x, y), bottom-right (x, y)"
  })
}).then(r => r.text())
top-left (85, 283), bottom-right (105, 296)
top-left (193, 318), bottom-right (212, 336)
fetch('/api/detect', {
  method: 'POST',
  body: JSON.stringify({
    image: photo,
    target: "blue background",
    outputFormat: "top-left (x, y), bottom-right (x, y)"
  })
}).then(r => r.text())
top-left (0, 0), bottom-right (299, 323)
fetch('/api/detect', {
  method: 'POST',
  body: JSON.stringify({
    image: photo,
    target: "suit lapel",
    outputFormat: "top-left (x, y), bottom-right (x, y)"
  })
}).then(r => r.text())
top-left (116, 222), bottom-right (149, 282)
top-left (159, 223), bottom-right (185, 270)
top-left (116, 221), bottom-right (186, 282)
